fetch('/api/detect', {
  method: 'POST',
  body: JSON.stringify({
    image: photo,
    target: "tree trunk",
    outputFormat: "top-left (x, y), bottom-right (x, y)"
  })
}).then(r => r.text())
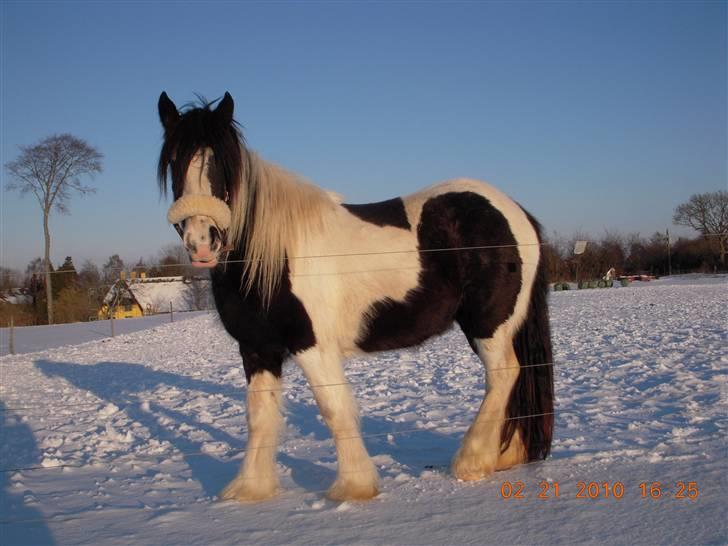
top-left (43, 210), bottom-right (53, 324)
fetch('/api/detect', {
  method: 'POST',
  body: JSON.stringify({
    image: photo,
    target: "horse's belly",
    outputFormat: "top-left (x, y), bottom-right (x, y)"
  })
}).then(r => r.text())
top-left (353, 285), bottom-right (459, 353)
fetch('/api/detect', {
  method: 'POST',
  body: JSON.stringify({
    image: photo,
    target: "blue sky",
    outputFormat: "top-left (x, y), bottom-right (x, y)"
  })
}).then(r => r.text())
top-left (1, 1), bottom-right (725, 272)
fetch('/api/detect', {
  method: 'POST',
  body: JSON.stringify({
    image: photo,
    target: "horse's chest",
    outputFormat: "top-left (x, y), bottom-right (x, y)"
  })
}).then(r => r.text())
top-left (211, 274), bottom-right (316, 357)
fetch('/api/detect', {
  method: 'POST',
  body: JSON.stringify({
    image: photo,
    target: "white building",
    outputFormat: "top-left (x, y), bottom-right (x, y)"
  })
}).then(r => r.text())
top-left (98, 275), bottom-right (213, 319)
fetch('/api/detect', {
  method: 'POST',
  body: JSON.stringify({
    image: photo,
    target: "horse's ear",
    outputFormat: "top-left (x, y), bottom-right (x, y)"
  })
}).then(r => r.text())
top-left (215, 92), bottom-right (234, 125)
top-left (158, 92), bottom-right (180, 132)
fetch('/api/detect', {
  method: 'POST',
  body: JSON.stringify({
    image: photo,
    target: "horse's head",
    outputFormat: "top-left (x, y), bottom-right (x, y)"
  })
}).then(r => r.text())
top-left (157, 92), bottom-right (244, 268)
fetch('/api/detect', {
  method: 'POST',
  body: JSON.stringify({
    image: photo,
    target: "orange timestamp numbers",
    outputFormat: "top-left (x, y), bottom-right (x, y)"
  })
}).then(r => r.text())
top-left (500, 481), bottom-right (699, 500)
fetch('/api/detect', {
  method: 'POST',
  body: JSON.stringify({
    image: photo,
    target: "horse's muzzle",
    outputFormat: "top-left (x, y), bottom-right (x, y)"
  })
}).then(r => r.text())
top-left (191, 247), bottom-right (219, 268)
top-left (172, 223), bottom-right (229, 268)
top-left (168, 194), bottom-right (233, 268)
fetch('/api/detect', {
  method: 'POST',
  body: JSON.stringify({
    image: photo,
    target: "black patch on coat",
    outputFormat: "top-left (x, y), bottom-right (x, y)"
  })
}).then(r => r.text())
top-left (355, 192), bottom-right (522, 352)
top-left (210, 251), bottom-right (316, 383)
top-left (343, 198), bottom-right (411, 230)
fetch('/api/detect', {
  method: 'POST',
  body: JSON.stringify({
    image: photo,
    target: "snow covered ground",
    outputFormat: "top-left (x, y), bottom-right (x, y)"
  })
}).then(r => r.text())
top-left (0, 275), bottom-right (726, 545)
top-left (0, 311), bottom-right (209, 356)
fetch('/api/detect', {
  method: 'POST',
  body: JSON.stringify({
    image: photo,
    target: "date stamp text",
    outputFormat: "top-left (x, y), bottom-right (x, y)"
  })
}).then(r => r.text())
top-left (499, 481), bottom-right (699, 500)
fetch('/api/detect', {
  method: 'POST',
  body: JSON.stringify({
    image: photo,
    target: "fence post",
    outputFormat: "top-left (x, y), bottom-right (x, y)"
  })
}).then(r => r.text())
top-left (9, 316), bottom-right (15, 355)
top-left (666, 229), bottom-right (672, 276)
top-left (110, 312), bottom-right (115, 338)
top-left (170, 302), bottom-right (174, 323)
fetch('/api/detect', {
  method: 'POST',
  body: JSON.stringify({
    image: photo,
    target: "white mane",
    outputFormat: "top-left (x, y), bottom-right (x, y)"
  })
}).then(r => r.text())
top-left (228, 152), bottom-right (338, 304)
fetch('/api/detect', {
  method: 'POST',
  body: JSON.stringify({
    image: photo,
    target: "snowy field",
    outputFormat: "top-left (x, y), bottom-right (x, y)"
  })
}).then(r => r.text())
top-left (0, 311), bottom-right (209, 356)
top-left (1, 275), bottom-right (726, 545)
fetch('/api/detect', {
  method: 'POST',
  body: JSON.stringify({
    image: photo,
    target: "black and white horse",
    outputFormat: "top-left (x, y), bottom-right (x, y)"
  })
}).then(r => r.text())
top-left (157, 92), bottom-right (554, 502)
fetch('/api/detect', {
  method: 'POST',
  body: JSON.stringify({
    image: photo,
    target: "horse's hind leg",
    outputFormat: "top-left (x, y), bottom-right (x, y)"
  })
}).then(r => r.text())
top-left (295, 347), bottom-right (379, 500)
top-left (221, 365), bottom-right (283, 501)
top-left (452, 332), bottom-right (526, 480)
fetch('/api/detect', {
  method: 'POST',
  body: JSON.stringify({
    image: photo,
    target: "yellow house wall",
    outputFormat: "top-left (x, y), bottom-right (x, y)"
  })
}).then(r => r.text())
top-left (97, 303), bottom-right (144, 320)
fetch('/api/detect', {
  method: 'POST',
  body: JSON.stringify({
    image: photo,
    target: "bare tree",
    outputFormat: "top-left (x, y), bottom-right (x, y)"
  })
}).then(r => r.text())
top-left (78, 260), bottom-right (103, 316)
top-left (78, 260), bottom-right (101, 287)
top-left (673, 191), bottom-right (728, 266)
top-left (4, 134), bottom-right (103, 323)
top-left (0, 268), bottom-right (19, 290)
top-left (149, 243), bottom-right (194, 277)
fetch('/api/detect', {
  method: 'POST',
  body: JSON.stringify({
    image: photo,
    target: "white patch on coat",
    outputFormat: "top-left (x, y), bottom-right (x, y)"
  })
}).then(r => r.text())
top-left (183, 150), bottom-right (213, 196)
top-left (290, 204), bottom-right (420, 354)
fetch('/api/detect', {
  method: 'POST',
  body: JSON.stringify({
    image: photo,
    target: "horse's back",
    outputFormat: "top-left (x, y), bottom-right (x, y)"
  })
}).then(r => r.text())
top-left (403, 179), bottom-right (539, 245)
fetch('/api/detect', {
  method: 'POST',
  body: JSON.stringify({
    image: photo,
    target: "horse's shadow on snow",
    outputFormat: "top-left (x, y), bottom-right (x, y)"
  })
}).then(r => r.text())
top-left (0, 399), bottom-right (57, 544)
top-left (34, 359), bottom-right (461, 498)
top-left (35, 359), bottom-right (247, 497)
top-left (283, 398), bottom-right (460, 472)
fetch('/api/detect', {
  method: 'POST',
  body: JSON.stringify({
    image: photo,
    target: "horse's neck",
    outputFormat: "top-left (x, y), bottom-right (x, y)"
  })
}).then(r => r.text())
top-left (216, 237), bottom-right (290, 284)
top-left (221, 149), bottom-right (338, 308)
top-left (211, 248), bottom-right (268, 303)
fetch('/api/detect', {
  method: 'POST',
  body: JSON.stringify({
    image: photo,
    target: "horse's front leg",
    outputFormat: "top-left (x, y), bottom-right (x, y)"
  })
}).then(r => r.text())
top-left (221, 355), bottom-right (282, 502)
top-left (296, 348), bottom-right (379, 501)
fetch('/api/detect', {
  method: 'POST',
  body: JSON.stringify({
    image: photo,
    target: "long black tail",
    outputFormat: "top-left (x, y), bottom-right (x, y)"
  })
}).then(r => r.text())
top-left (501, 224), bottom-right (554, 461)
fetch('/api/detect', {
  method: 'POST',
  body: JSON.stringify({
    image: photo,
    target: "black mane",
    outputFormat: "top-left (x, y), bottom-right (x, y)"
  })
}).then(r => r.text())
top-left (157, 96), bottom-right (246, 203)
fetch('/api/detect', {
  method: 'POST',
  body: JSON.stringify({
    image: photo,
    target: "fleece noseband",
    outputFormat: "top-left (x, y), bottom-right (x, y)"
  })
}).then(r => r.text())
top-left (167, 194), bottom-right (231, 231)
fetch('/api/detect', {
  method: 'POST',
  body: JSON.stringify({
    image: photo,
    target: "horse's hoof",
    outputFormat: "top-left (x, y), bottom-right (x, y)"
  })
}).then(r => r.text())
top-left (451, 450), bottom-right (496, 481)
top-left (326, 478), bottom-right (379, 501)
top-left (495, 434), bottom-right (527, 470)
top-left (220, 478), bottom-right (278, 502)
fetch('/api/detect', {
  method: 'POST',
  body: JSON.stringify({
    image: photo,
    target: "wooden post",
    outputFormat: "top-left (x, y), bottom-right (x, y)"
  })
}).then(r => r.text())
top-left (170, 302), bottom-right (174, 323)
top-left (666, 229), bottom-right (672, 276)
top-left (573, 240), bottom-right (587, 286)
top-left (9, 316), bottom-right (15, 355)
top-left (110, 312), bottom-right (115, 338)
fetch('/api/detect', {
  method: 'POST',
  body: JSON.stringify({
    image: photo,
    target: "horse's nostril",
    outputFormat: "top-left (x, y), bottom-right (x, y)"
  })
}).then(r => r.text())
top-left (210, 226), bottom-right (221, 245)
